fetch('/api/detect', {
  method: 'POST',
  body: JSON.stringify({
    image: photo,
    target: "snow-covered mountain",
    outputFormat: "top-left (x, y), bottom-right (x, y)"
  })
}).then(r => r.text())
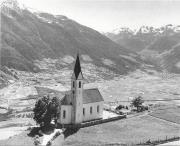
top-left (107, 25), bottom-right (180, 36)
top-left (105, 25), bottom-right (180, 73)
top-left (1, 0), bottom-right (142, 75)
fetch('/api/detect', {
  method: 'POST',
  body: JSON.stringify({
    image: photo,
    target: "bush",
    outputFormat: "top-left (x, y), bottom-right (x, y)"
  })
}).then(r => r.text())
top-left (33, 96), bottom-right (60, 128)
top-left (138, 105), bottom-right (149, 112)
top-left (115, 105), bottom-right (125, 110)
top-left (131, 96), bottom-right (144, 112)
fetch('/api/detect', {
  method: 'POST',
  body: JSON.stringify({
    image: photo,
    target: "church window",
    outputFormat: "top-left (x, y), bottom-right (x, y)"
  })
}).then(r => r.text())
top-left (73, 81), bottom-right (75, 88)
top-left (79, 82), bottom-right (81, 88)
top-left (63, 110), bottom-right (66, 119)
top-left (90, 107), bottom-right (92, 114)
top-left (97, 105), bottom-right (99, 113)
top-left (83, 108), bottom-right (85, 116)
top-left (72, 90), bottom-right (75, 94)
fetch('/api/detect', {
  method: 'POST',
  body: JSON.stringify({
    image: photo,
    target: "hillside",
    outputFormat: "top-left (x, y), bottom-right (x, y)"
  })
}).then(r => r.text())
top-left (0, 66), bottom-right (18, 89)
top-left (0, 0), bottom-right (142, 75)
top-left (105, 25), bottom-right (180, 73)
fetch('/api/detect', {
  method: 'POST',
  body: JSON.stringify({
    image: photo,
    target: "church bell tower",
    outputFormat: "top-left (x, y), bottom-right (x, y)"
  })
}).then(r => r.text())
top-left (71, 53), bottom-right (83, 124)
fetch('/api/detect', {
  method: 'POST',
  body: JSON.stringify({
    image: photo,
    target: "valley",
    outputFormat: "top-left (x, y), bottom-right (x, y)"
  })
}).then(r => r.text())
top-left (0, 0), bottom-right (180, 145)
top-left (0, 67), bottom-right (180, 145)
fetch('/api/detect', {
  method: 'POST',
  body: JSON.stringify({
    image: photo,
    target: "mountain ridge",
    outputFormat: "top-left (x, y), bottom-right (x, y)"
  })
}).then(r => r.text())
top-left (105, 25), bottom-right (180, 73)
top-left (1, 0), bottom-right (142, 75)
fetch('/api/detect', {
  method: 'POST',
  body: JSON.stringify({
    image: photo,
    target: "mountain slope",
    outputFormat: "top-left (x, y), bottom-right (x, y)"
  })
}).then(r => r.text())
top-left (105, 26), bottom-right (158, 52)
top-left (0, 66), bottom-right (18, 88)
top-left (1, 0), bottom-right (141, 75)
top-left (105, 25), bottom-right (180, 73)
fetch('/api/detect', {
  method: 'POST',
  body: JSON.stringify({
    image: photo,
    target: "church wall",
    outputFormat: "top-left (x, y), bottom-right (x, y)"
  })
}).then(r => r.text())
top-left (59, 105), bottom-right (72, 124)
top-left (74, 80), bottom-right (83, 124)
top-left (82, 101), bottom-right (103, 122)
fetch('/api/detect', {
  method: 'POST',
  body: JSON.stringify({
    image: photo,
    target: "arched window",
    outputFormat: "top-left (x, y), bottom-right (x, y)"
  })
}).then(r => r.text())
top-left (73, 81), bottom-right (75, 88)
top-left (79, 82), bottom-right (81, 88)
top-left (90, 107), bottom-right (92, 114)
top-left (63, 110), bottom-right (66, 119)
top-left (83, 108), bottom-right (85, 116)
top-left (97, 105), bottom-right (99, 113)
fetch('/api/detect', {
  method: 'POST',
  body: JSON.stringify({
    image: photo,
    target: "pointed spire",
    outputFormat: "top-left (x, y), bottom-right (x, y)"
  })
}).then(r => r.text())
top-left (73, 53), bottom-right (82, 79)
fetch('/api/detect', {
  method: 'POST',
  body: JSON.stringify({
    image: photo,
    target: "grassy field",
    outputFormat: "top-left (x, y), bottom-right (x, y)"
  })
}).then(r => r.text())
top-left (0, 113), bottom-right (179, 146)
top-left (150, 106), bottom-right (180, 124)
top-left (0, 130), bottom-right (35, 146)
top-left (0, 70), bottom-right (180, 145)
top-left (85, 70), bottom-right (180, 105)
top-left (63, 115), bottom-right (180, 146)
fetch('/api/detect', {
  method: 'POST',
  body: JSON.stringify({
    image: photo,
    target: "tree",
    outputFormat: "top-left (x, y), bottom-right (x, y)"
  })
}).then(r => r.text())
top-left (33, 95), bottom-right (60, 128)
top-left (131, 96), bottom-right (144, 112)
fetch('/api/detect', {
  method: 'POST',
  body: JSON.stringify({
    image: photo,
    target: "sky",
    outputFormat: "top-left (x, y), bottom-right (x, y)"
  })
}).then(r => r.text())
top-left (4, 0), bottom-right (180, 32)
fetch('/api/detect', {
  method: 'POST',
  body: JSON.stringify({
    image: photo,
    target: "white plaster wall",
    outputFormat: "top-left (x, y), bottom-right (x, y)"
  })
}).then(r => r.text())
top-left (60, 105), bottom-right (72, 124)
top-left (74, 80), bottom-right (83, 124)
top-left (82, 102), bottom-right (103, 122)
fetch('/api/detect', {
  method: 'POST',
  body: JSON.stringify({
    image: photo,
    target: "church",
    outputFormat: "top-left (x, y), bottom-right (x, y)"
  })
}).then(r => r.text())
top-left (58, 54), bottom-right (104, 125)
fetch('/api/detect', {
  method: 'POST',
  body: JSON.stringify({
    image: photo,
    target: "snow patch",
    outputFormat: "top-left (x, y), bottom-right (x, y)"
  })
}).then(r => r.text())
top-left (111, 27), bottom-right (134, 35)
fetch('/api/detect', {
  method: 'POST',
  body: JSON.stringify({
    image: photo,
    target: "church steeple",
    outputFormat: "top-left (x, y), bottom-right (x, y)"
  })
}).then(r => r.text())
top-left (71, 53), bottom-right (84, 124)
top-left (73, 53), bottom-right (83, 79)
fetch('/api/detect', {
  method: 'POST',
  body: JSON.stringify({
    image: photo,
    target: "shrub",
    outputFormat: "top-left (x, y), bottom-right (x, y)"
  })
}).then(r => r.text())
top-left (115, 105), bottom-right (125, 110)
top-left (131, 96), bottom-right (144, 112)
top-left (33, 96), bottom-right (60, 128)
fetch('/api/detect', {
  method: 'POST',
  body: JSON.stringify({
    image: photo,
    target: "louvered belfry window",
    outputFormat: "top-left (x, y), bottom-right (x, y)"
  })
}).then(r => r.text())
top-left (79, 82), bottom-right (81, 88)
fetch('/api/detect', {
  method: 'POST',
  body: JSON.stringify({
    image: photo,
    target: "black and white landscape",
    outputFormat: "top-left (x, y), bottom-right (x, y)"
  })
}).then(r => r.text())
top-left (0, 0), bottom-right (180, 146)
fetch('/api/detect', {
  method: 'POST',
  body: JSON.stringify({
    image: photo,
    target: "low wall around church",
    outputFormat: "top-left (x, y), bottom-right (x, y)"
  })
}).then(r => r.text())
top-left (59, 115), bottom-right (126, 129)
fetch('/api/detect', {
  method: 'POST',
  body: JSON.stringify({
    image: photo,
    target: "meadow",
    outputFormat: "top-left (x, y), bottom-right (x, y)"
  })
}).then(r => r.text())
top-left (150, 106), bottom-right (180, 124)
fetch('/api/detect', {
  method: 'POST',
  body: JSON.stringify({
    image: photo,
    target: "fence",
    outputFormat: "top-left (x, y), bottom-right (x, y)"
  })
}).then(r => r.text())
top-left (136, 136), bottom-right (180, 145)
top-left (15, 112), bottom-right (34, 118)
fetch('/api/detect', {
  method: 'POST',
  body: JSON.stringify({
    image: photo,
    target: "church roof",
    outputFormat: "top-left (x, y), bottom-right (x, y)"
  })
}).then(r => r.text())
top-left (35, 86), bottom-right (103, 105)
top-left (73, 54), bottom-right (83, 79)
top-left (61, 88), bottom-right (104, 105)
top-left (83, 88), bottom-right (104, 104)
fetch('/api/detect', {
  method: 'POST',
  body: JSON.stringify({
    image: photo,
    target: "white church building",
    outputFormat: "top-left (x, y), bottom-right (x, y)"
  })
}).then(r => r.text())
top-left (58, 54), bottom-right (104, 125)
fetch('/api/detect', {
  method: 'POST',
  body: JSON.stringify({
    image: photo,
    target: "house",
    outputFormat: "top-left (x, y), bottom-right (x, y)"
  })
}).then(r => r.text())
top-left (57, 54), bottom-right (104, 125)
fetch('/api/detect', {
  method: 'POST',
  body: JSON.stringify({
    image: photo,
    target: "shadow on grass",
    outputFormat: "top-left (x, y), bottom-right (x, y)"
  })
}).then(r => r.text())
top-left (27, 124), bottom-right (55, 137)
top-left (63, 128), bottom-right (80, 139)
